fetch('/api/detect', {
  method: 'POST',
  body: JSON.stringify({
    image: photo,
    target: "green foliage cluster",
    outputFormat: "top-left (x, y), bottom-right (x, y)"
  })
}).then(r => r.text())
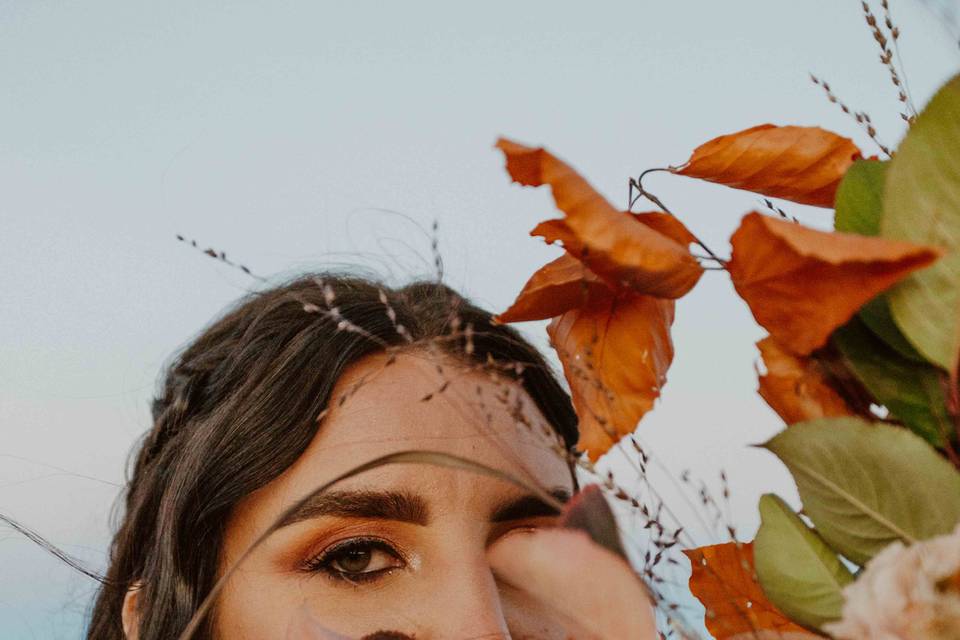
top-left (754, 73), bottom-right (960, 634)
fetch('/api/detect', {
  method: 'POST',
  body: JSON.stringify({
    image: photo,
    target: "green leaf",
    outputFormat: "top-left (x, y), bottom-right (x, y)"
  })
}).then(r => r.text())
top-left (832, 318), bottom-right (951, 447)
top-left (835, 159), bottom-right (887, 236)
top-left (762, 417), bottom-right (960, 565)
top-left (832, 159), bottom-right (927, 362)
top-left (754, 494), bottom-right (854, 631)
top-left (858, 296), bottom-right (926, 362)
top-left (881, 73), bottom-right (960, 372)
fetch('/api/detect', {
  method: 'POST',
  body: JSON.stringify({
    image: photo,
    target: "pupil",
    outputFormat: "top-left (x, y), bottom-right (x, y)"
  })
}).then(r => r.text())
top-left (338, 547), bottom-right (372, 573)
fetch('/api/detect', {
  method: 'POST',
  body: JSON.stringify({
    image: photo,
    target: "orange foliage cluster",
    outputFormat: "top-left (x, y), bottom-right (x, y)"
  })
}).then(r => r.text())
top-left (494, 138), bottom-right (696, 461)
top-left (495, 125), bottom-right (940, 462)
top-left (495, 123), bottom-right (946, 638)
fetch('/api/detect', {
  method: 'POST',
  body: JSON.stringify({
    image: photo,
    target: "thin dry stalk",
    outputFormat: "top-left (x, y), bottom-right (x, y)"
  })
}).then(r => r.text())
top-left (761, 198), bottom-right (797, 224)
top-left (862, 0), bottom-right (917, 122)
top-left (810, 74), bottom-right (894, 157)
top-left (429, 220), bottom-right (444, 282)
top-left (175, 234), bottom-right (267, 282)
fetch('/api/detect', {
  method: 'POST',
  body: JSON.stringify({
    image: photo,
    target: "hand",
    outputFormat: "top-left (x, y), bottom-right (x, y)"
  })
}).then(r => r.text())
top-left (488, 528), bottom-right (658, 639)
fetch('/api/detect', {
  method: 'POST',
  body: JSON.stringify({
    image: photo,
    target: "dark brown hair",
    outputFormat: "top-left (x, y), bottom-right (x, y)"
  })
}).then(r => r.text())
top-left (85, 273), bottom-right (577, 639)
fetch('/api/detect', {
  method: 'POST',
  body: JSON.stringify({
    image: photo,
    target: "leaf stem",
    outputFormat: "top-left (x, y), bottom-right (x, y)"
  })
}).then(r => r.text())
top-left (629, 168), bottom-right (729, 266)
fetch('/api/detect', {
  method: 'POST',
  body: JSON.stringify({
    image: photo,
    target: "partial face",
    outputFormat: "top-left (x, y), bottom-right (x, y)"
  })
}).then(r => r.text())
top-left (216, 351), bottom-right (576, 639)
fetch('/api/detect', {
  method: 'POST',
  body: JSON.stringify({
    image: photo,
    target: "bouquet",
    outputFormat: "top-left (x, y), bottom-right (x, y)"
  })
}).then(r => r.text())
top-left (494, 5), bottom-right (960, 636)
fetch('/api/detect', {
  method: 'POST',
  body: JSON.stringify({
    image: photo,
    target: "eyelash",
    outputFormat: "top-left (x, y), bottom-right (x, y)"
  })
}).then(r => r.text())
top-left (302, 536), bottom-right (405, 583)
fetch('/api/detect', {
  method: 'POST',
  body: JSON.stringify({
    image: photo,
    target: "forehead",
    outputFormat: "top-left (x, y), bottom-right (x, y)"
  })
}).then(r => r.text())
top-left (259, 349), bottom-right (573, 511)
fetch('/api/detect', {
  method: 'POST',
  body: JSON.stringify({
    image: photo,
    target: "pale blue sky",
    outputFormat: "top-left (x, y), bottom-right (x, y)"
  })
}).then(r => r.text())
top-left (0, 1), bottom-right (956, 637)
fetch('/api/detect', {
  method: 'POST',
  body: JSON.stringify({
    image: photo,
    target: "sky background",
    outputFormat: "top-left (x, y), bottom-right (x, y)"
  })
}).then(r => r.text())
top-left (0, 1), bottom-right (957, 637)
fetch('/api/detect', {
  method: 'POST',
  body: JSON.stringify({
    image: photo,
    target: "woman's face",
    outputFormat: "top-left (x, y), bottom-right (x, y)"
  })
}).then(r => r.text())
top-left (216, 351), bottom-right (576, 639)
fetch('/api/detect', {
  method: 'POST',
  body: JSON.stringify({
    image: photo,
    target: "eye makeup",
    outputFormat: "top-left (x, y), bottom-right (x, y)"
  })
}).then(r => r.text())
top-left (301, 535), bottom-right (406, 584)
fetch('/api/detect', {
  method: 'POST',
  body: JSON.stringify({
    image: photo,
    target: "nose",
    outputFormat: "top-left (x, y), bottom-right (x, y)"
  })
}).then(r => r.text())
top-left (414, 552), bottom-right (512, 639)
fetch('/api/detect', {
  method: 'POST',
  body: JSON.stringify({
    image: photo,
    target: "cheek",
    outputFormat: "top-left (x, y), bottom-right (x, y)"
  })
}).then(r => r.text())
top-left (215, 570), bottom-right (310, 639)
top-left (216, 570), bottom-right (424, 638)
top-left (213, 545), bottom-right (576, 639)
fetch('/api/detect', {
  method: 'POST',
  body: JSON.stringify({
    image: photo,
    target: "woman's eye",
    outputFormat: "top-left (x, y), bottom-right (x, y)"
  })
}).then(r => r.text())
top-left (335, 546), bottom-right (375, 573)
top-left (307, 538), bottom-right (404, 582)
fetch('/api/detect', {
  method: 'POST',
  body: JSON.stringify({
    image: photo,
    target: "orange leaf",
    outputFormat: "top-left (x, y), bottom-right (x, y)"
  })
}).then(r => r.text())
top-left (497, 138), bottom-right (703, 298)
top-left (496, 138), bottom-right (609, 219)
top-left (547, 289), bottom-right (674, 460)
top-left (528, 214), bottom-right (703, 299)
top-left (729, 212), bottom-right (942, 355)
top-left (675, 124), bottom-right (862, 207)
top-left (684, 542), bottom-right (809, 639)
top-left (631, 211), bottom-right (698, 247)
top-left (495, 254), bottom-right (610, 324)
top-left (756, 336), bottom-right (854, 425)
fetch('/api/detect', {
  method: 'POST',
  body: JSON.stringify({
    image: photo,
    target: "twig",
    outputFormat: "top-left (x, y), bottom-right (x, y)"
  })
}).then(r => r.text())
top-left (629, 168), bottom-right (729, 265)
top-left (691, 252), bottom-right (725, 262)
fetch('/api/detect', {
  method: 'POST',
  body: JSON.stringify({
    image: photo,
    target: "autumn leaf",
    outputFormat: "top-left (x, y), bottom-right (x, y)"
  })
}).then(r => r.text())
top-left (756, 336), bottom-right (854, 425)
top-left (528, 212), bottom-right (704, 298)
top-left (729, 212), bottom-right (942, 355)
top-left (495, 254), bottom-right (609, 324)
top-left (675, 124), bottom-right (862, 207)
top-left (684, 542), bottom-right (810, 639)
top-left (496, 137), bottom-right (607, 218)
top-left (631, 211), bottom-right (698, 247)
top-left (497, 138), bottom-right (703, 298)
top-left (547, 289), bottom-right (674, 460)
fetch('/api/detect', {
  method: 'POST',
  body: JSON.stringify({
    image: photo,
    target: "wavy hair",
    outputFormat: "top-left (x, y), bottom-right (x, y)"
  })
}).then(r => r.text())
top-left (84, 273), bottom-right (578, 639)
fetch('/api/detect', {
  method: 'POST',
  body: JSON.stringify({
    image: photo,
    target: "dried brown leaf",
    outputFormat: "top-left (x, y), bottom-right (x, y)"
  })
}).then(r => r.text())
top-left (729, 212), bottom-right (942, 355)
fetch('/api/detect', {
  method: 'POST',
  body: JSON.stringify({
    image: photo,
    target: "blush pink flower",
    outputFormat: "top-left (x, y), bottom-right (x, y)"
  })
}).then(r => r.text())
top-left (825, 524), bottom-right (960, 640)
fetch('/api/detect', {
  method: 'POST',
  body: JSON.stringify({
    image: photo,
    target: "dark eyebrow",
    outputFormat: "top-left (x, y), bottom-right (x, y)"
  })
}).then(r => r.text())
top-left (279, 490), bottom-right (429, 528)
top-left (490, 487), bottom-right (571, 523)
